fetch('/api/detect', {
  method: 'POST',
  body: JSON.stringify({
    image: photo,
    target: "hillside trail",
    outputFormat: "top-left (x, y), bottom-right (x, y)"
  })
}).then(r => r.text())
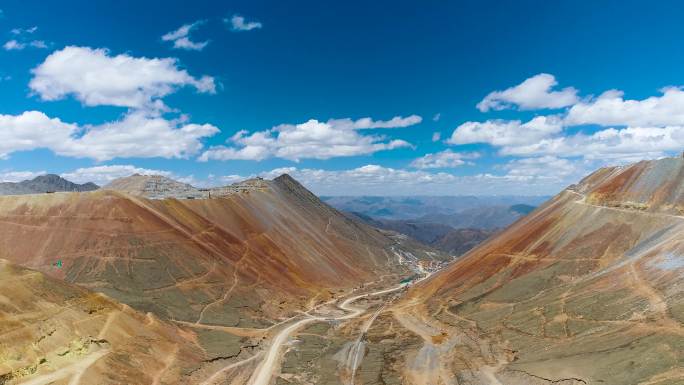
top-left (566, 189), bottom-right (684, 220)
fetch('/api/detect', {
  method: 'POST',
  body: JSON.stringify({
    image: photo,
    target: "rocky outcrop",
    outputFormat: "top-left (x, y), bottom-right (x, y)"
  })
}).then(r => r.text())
top-left (203, 178), bottom-right (270, 197)
top-left (105, 175), bottom-right (273, 199)
top-left (103, 174), bottom-right (204, 199)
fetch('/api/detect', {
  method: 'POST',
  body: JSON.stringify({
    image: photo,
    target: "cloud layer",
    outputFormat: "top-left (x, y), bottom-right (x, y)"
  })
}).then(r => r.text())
top-left (450, 73), bottom-right (684, 164)
top-left (246, 164), bottom-right (570, 195)
top-left (565, 87), bottom-right (684, 127)
top-left (61, 165), bottom-right (174, 186)
top-left (200, 116), bottom-right (420, 161)
top-left (410, 150), bottom-right (479, 169)
top-left (477, 73), bottom-right (579, 112)
top-left (0, 111), bottom-right (218, 161)
top-left (448, 116), bottom-right (562, 147)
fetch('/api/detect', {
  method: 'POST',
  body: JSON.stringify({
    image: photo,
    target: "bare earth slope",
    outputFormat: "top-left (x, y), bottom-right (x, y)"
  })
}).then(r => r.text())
top-left (396, 157), bottom-right (684, 384)
top-left (0, 173), bottom-right (444, 384)
top-left (0, 260), bottom-right (207, 385)
top-left (0, 174), bottom-right (440, 323)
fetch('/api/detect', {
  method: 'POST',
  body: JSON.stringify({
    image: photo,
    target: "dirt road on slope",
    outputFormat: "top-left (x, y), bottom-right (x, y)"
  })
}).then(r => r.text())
top-left (245, 274), bottom-right (427, 385)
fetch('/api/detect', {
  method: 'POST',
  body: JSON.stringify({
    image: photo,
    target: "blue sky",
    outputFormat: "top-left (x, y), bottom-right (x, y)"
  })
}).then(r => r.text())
top-left (0, 1), bottom-right (683, 195)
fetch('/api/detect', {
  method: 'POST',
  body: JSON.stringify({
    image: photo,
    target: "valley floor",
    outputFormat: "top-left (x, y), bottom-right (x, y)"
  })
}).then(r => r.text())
top-left (177, 270), bottom-right (427, 385)
top-left (178, 259), bottom-right (516, 385)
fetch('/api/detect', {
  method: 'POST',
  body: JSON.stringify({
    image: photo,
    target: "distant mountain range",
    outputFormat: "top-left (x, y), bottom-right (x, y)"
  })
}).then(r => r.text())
top-left (415, 203), bottom-right (536, 229)
top-left (0, 174), bottom-right (99, 195)
top-left (348, 211), bottom-right (499, 256)
top-left (322, 195), bottom-right (547, 220)
top-left (345, 202), bottom-right (537, 256)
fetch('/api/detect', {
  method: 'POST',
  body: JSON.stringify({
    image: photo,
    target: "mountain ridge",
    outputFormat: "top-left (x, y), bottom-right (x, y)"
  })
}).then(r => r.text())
top-left (0, 172), bottom-right (447, 383)
top-left (394, 155), bottom-right (684, 384)
top-left (0, 174), bottom-right (99, 195)
top-left (322, 195), bottom-right (549, 220)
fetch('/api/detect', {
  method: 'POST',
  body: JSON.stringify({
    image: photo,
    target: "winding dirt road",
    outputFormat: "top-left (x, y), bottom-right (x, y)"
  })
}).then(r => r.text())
top-left (246, 272), bottom-right (430, 385)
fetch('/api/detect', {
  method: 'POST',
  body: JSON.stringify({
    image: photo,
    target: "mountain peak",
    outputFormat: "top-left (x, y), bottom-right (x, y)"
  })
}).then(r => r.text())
top-left (273, 173), bottom-right (322, 205)
top-left (0, 174), bottom-right (99, 195)
top-left (104, 174), bottom-right (203, 199)
top-left (273, 173), bottom-right (297, 184)
top-left (32, 173), bottom-right (63, 182)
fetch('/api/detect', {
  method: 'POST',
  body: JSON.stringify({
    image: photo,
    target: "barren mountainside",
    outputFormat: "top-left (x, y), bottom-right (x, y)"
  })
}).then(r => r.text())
top-left (2, 159), bottom-right (680, 385)
top-left (0, 173), bottom-right (446, 384)
top-left (0, 260), bottom-right (208, 384)
top-left (396, 156), bottom-right (684, 384)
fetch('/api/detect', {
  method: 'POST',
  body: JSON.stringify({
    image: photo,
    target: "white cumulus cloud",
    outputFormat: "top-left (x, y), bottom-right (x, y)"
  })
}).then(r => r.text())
top-left (62, 111), bottom-right (219, 161)
top-left (11, 26), bottom-right (37, 35)
top-left (200, 116), bottom-right (419, 162)
top-left (500, 126), bottom-right (684, 161)
top-left (29, 40), bottom-right (47, 49)
top-left (0, 110), bottom-right (218, 161)
top-left (565, 87), bottom-right (684, 127)
top-left (454, 75), bottom-right (684, 163)
top-left (448, 116), bottom-right (563, 147)
top-left (29, 46), bottom-right (216, 110)
top-left (477, 73), bottom-right (579, 112)
top-left (0, 111), bottom-right (77, 158)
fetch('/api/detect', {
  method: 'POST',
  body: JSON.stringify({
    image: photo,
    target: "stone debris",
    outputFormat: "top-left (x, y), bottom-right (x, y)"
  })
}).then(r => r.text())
top-left (104, 174), bottom-right (270, 199)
